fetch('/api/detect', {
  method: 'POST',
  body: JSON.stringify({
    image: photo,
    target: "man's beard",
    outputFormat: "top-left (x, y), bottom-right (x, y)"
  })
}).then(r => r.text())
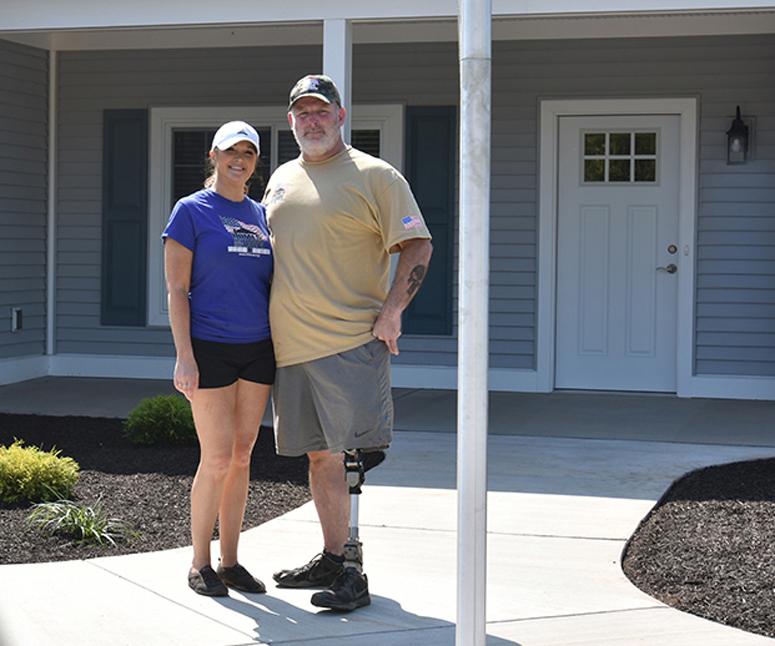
top-left (293, 124), bottom-right (340, 158)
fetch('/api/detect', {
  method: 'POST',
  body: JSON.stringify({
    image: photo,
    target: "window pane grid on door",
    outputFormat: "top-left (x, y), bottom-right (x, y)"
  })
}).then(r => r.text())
top-left (582, 131), bottom-right (658, 184)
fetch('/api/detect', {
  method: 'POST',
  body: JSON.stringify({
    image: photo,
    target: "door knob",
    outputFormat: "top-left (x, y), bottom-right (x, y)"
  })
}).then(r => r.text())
top-left (656, 263), bottom-right (677, 274)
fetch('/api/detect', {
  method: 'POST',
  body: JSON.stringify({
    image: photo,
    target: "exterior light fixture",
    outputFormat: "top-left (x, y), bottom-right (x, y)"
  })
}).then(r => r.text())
top-left (726, 105), bottom-right (749, 164)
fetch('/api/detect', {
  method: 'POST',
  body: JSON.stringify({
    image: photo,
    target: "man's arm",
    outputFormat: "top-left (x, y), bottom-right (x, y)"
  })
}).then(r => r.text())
top-left (372, 238), bottom-right (433, 355)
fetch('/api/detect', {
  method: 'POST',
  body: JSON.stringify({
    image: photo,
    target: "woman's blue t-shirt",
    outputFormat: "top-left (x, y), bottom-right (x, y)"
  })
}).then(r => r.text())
top-left (162, 188), bottom-right (273, 343)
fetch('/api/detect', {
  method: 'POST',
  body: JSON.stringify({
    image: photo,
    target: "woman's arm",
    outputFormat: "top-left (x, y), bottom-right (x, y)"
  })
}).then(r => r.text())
top-left (164, 238), bottom-right (197, 401)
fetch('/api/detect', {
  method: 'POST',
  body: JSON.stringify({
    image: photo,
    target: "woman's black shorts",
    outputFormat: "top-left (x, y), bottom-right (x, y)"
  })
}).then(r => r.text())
top-left (191, 337), bottom-right (275, 389)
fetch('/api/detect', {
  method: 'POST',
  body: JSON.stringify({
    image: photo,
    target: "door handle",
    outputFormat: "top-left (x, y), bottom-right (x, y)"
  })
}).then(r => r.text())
top-left (656, 263), bottom-right (677, 274)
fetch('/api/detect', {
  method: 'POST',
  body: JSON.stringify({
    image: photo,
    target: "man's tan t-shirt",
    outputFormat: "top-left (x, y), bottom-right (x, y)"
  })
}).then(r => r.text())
top-left (264, 146), bottom-right (431, 367)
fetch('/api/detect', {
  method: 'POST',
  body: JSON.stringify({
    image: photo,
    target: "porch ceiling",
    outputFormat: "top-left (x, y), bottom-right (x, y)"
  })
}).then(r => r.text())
top-left (2, 8), bottom-right (775, 51)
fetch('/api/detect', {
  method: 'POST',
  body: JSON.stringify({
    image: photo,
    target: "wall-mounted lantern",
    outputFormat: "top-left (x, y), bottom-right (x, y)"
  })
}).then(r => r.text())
top-left (726, 105), bottom-right (749, 165)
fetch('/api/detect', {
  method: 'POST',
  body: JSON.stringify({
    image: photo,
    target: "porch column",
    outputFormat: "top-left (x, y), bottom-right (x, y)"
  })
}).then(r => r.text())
top-left (322, 18), bottom-right (352, 143)
top-left (457, 1), bottom-right (491, 645)
top-left (47, 48), bottom-right (57, 356)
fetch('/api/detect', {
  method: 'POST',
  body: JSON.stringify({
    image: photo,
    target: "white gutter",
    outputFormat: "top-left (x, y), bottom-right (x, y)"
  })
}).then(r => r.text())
top-left (4, 0), bottom-right (775, 31)
top-left (456, 1), bottom-right (491, 645)
top-left (4, 8), bottom-right (775, 50)
top-left (46, 49), bottom-right (57, 356)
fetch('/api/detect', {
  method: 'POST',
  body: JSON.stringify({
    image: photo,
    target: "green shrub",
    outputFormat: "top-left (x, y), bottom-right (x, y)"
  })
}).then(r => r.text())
top-left (27, 498), bottom-right (136, 546)
top-left (0, 440), bottom-right (80, 504)
top-left (124, 394), bottom-right (196, 446)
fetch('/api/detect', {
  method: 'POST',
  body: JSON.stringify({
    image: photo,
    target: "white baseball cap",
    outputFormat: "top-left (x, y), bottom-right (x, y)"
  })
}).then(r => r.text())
top-left (210, 121), bottom-right (260, 154)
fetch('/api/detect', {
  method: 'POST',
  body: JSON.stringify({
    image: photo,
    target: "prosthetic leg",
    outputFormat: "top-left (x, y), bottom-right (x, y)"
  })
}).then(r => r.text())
top-left (310, 448), bottom-right (386, 610)
top-left (342, 448), bottom-right (386, 572)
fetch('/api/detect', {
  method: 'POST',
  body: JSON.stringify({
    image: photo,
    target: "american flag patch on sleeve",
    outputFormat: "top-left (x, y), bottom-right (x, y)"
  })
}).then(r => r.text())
top-left (401, 215), bottom-right (423, 230)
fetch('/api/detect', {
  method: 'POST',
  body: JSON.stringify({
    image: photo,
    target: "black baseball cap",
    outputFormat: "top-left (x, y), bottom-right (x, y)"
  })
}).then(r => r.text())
top-left (288, 74), bottom-right (342, 109)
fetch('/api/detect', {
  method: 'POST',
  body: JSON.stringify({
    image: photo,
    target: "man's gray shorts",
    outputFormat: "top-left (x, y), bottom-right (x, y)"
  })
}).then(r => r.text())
top-left (272, 339), bottom-right (393, 457)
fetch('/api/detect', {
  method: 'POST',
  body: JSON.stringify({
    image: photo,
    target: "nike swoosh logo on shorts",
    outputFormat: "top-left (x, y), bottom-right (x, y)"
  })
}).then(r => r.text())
top-left (354, 428), bottom-right (372, 438)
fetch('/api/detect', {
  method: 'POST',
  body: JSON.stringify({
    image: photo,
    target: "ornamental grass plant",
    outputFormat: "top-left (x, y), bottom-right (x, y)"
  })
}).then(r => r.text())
top-left (27, 497), bottom-right (136, 546)
top-left (0, 440), bottom-right (80, 504)
top-left (123, 394), bottom-right (196, 446)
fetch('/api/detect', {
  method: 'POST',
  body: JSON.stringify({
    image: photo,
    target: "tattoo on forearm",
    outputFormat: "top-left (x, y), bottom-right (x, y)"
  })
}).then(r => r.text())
top-left (406, 265), bottom-right (427, 297)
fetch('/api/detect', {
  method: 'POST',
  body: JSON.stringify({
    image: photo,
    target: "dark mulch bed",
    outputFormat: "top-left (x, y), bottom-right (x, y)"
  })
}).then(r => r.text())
top-left (622, 457), bottom-right (775, 639)
top-left (0, 413), bottom-right (310, 565)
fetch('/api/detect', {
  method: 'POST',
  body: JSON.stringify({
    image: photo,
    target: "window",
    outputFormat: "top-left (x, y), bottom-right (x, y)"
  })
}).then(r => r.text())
top-left (172, 128), bottom-right (271, 204)
top-left (582, 131), bottom-right (658, 184)
top-left (170, 128), bottom-right (381, 208)
top-left (147, 106), bottom-right (403, 326)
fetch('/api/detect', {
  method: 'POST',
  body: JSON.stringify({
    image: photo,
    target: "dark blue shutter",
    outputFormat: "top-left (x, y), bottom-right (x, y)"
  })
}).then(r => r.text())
top-left (403, 107), bottom-right (455, 335)
top-left (101, 110), bottom-right (148, 326)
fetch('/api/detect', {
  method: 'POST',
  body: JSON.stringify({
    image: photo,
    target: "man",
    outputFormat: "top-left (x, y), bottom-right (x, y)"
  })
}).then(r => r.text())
top-left (264, 74), bottom-right (433, 611)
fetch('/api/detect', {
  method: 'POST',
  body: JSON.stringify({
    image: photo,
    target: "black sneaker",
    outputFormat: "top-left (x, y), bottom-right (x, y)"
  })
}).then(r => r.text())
top-left (310, 567), bottom-right (371, 611)
top-left (217, 563), bottom-right (266, 594)
top-left (273, 552), bottom-right (344, 588)
top-left (188, 565), bottom-right (228, 597)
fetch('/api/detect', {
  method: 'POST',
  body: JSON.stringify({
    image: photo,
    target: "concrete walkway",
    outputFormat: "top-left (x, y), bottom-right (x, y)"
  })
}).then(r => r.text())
top-left (1, 378), bottom-right (774, 645)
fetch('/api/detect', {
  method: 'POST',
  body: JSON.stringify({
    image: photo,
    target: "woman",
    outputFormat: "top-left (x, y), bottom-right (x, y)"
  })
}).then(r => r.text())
top-left (163, 121), bottom-right (274, 597)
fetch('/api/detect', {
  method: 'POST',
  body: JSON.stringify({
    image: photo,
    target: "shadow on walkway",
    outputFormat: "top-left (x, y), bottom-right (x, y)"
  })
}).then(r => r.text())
top-left (212, 591), bottom-right (521, 645)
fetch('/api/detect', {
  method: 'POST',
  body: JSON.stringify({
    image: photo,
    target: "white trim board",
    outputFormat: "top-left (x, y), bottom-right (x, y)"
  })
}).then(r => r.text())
top-left (7, 10), bottom-right (775, 51)
top-left (5, 12), bottom-right (775, 51)
top-left (682, 376), bottom-right (775, 401)
top-left (5, 0), bottom-right (775, 32)
top-left (391, 366), bottom-right (544, 392)
top-left (48, 354), bottom-right (175, 380)
top-left (46, 50), bottom-right (57, 357)
top-left (43, 356), bottom-right (543, 393)
top-left (0, 355), bottom-right (49, 386)
top-left (2, 356), bottom-right (772, 399)
top-left (538, 98), bottom-right (699, 395)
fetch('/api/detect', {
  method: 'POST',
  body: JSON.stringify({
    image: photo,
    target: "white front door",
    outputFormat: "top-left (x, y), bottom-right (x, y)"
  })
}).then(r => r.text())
top-left (556, 115), bottom-right (680, 392)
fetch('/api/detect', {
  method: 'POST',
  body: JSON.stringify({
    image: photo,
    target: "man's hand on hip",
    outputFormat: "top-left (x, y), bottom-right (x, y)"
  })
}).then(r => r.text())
top-left (372, 310), bottom-right (402, 355)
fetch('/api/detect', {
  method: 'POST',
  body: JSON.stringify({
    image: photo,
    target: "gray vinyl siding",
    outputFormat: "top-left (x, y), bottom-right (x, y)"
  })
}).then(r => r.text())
top-left (57, 34), bottom-right (775, 378)
top-left (696, 103), bottom-right (775, 377)
top-left (354, 43), bottom-right (462, 367)
top-left (357, 43), bottom-right (536, 370)
top-left (0, 39), bottom-right (48, 360)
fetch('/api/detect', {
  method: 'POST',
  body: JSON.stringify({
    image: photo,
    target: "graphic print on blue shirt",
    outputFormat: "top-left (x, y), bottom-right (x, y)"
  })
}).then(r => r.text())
top-left (162, 189), bottom-right (273, 343)
top-left (220, 216), bottom-right (271, 257)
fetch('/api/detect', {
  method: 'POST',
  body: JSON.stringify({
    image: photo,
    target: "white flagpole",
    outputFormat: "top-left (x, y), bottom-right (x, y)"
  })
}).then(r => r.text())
top-left (456, 1), bottom-right (491, 645)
